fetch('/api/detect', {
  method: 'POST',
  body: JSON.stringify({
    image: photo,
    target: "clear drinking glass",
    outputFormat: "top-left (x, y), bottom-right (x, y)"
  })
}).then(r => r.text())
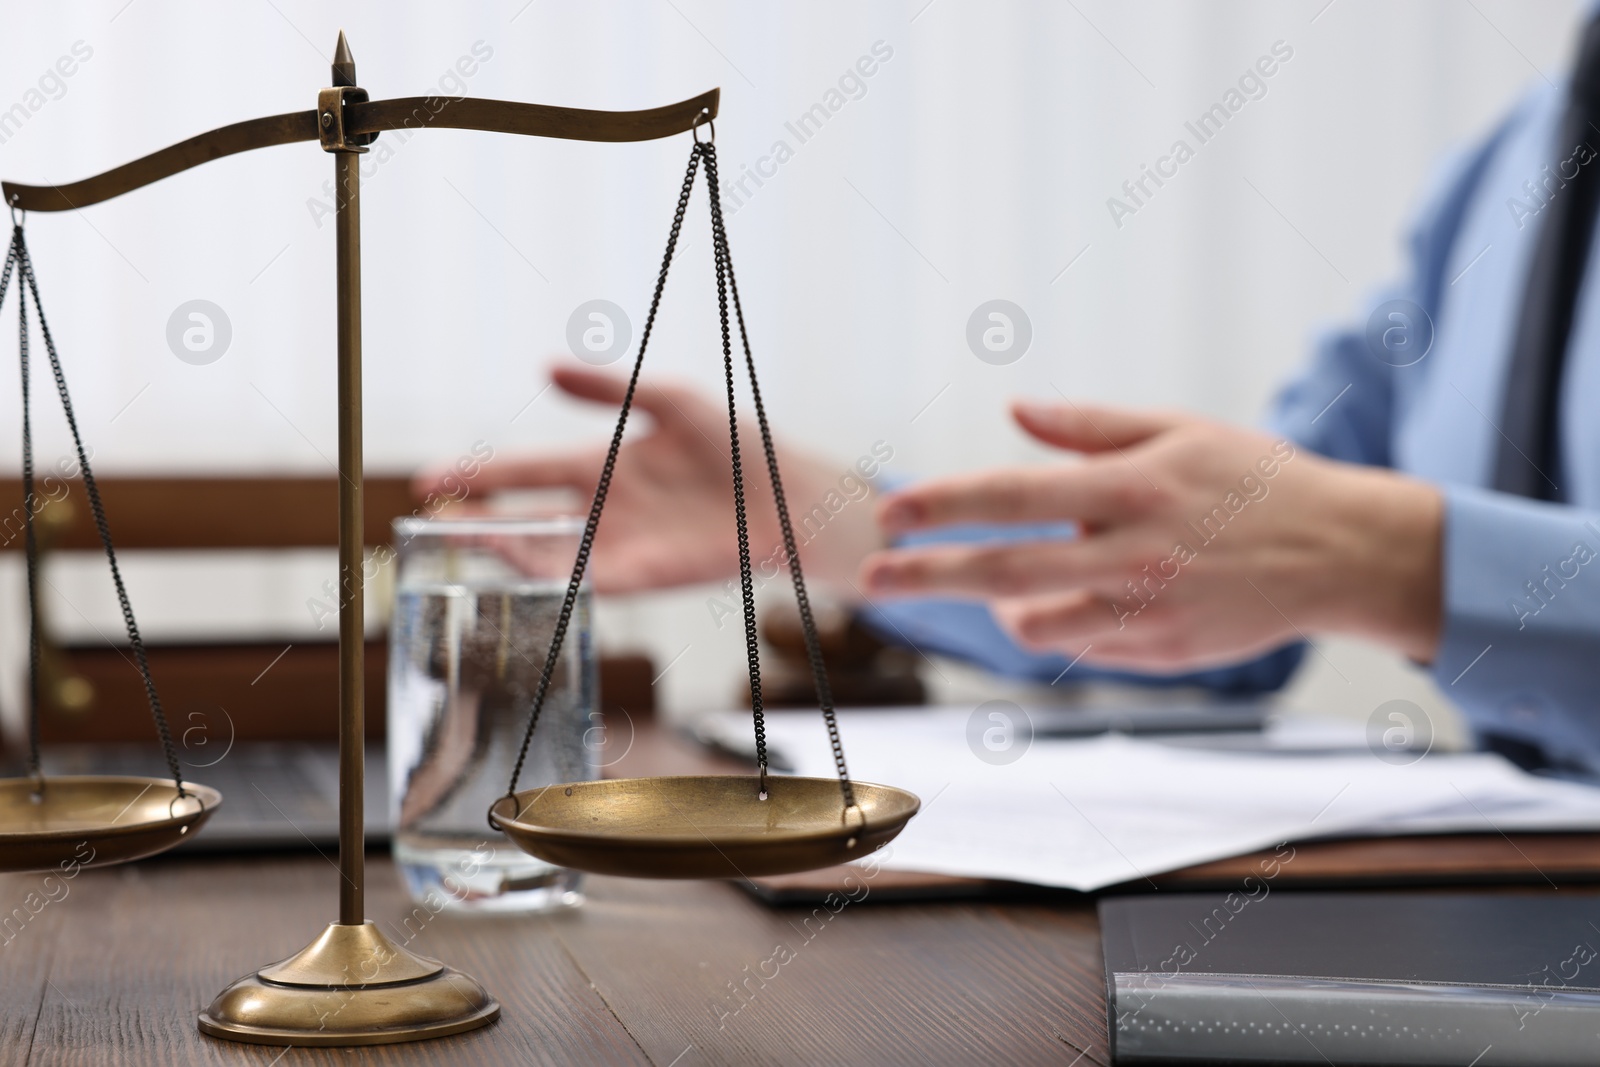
top-left (387, 515), bottom-right (596, 913)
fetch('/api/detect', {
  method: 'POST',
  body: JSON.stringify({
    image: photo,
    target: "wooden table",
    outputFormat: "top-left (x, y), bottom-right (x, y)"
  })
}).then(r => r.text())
top-left (0, 852), bottom-right (1108, 1066)
top-left (0, 722), bottom-right (1109, 1066)
top-left (6, 722), bottom-right (1596, 1065)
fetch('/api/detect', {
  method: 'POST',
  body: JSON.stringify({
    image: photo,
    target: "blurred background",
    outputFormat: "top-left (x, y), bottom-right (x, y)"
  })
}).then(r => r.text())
top-left (0, 0), bottom-right (1585, 739)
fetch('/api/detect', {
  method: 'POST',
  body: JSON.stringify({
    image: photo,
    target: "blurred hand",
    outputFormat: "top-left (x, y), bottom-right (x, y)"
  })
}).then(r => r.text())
top-left (414, 366), bottom-right (883, 594)
top-left (860, 401), bottom-right (1443, 671)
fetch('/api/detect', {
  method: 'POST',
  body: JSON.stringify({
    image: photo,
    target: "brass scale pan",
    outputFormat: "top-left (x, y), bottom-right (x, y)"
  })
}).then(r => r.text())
top-left (0, 777), bottom-right (220, 874)
top-left (1, 85), bottom-right (917, 881)
top-left (491, 776), bottom-right (917, 880)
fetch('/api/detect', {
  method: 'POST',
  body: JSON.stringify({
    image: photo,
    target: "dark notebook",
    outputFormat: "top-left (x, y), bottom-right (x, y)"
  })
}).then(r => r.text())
top-left (1100, 892), bottom-right (1600, 1066)
top-left (27, 742), bottom-right (390, 850)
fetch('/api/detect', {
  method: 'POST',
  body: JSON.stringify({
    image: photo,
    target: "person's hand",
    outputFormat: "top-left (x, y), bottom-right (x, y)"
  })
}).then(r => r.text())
top-left (414, 365), bottom-right (883, 594)
top-left (859, 401), bottom-right (1443, 671)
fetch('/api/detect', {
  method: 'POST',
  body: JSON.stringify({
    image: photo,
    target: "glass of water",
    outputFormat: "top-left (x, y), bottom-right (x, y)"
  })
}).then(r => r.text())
top-left (387, 515), bottom-right (596, 913)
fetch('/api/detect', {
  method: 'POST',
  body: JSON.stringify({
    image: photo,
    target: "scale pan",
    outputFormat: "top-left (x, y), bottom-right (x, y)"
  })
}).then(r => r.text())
top-left (490, 775), bottom-right (919, 879)
top-left (0, 775), bottom-right (220, 874)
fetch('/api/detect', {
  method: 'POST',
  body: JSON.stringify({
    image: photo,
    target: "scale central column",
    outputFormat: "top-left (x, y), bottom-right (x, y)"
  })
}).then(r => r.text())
top-left (196, 31), bottom-right (498, 1046)
top-left (333, 141), bottom-right (365, 928)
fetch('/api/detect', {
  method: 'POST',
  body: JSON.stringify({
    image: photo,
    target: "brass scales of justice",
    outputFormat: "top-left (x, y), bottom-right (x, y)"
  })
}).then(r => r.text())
top-left (0, 32), bottom-right (918, 1046)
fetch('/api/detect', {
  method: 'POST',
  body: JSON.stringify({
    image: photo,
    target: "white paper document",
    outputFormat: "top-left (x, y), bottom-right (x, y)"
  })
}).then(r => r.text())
top-left (697, 708), bottom-right (1600, 892)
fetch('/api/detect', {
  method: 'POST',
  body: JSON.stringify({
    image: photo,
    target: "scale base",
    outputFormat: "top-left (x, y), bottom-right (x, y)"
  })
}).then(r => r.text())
top-left (198, 921), bottom-right (499, 1047)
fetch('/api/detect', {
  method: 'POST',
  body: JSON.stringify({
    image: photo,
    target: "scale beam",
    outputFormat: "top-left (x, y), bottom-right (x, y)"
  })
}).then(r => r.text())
top-left (2, 89), bottom-right (719, 213)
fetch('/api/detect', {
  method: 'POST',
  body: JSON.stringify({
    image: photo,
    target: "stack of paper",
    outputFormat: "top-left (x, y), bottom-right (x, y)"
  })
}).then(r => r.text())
top-left (697, 708), bottom-right (1600, 892)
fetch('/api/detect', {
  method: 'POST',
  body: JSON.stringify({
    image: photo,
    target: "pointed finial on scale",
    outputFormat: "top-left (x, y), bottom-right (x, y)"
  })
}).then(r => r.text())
top-left (332, 30), bottom-right (357, 87)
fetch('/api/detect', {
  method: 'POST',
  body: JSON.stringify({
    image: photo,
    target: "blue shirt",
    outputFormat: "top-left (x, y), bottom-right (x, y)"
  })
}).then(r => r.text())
top-left (864, 75), bottom-right (1600, 771)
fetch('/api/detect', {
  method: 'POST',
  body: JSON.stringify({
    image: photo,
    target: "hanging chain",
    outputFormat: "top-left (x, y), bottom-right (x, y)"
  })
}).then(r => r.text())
top-left (1, 231), bottom-right (39, 782)
top-left (18, 262), bottom-right (43, 784)
top-left (8, 225), bottom-right (187, 795)
top-left (701, 145), bottom-right (770, 796)
top-left (699, 147), bottom-right (855, 809)
top-left (504, 144), bottom-right (704, 799)
top-left (505, 139), bottom-right (858, 810)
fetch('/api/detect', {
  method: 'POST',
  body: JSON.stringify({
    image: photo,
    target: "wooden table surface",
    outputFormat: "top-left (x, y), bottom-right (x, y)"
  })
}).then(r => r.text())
top-left (0, 722), bottom-right (1108, 1067)
top-left (5, 720), bottom-right (1593, 1066)
top-left (0, 851), bottom-right (1108, 1067)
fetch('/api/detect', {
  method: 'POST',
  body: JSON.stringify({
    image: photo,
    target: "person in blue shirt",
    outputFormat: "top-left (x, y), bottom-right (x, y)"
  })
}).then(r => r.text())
top-left (421, 19), bottom-right (1600, 774)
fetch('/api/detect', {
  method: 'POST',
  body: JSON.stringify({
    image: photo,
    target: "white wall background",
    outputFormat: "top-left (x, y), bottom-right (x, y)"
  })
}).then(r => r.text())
top-left (0, 0), bottom-right (1585, 727)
